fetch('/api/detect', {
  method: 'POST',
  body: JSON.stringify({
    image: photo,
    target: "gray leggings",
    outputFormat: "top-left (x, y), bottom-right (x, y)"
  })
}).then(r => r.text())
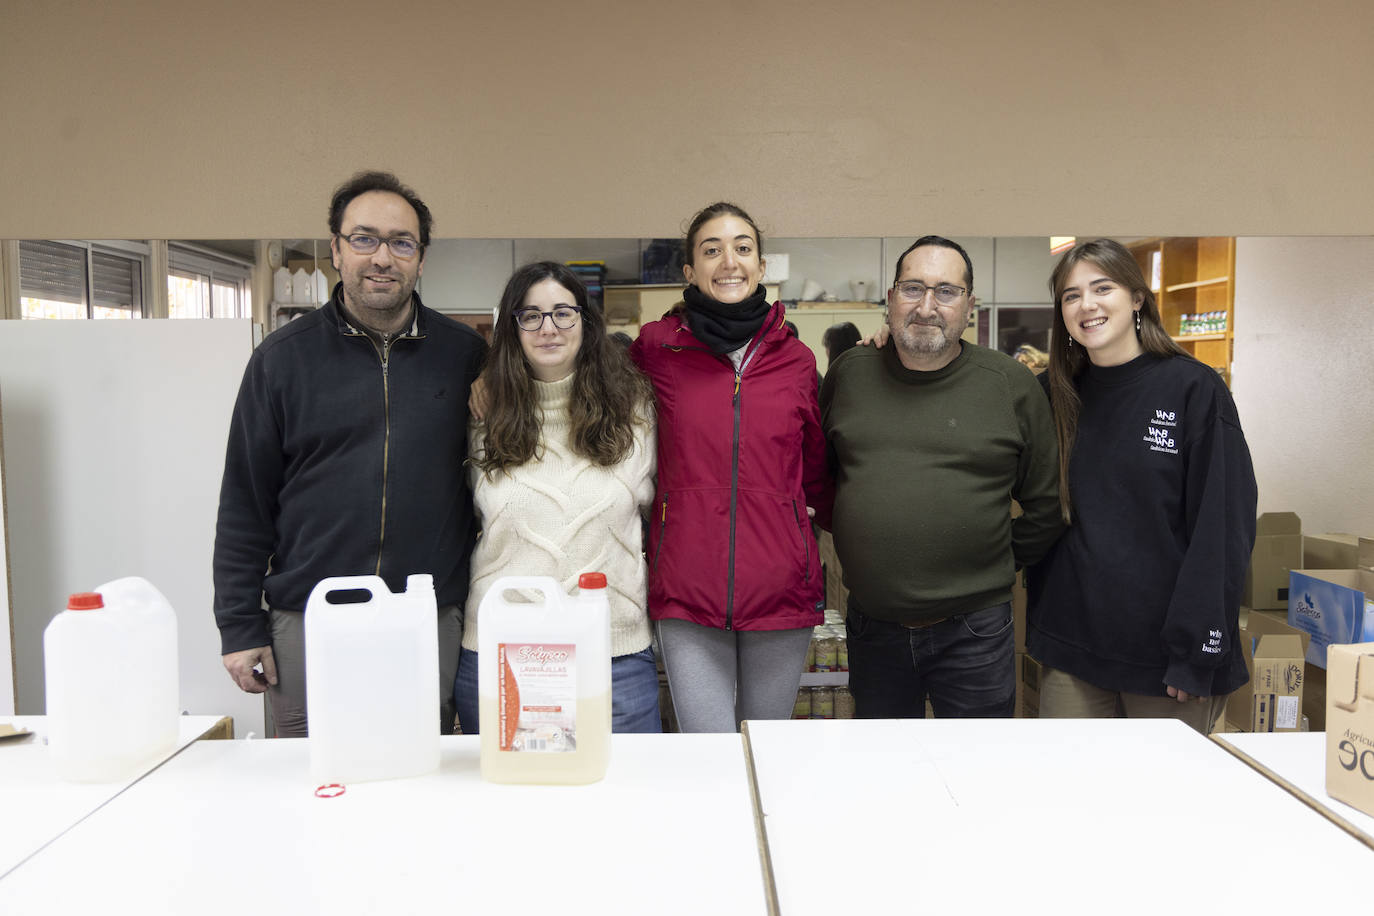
top-left (656, 618), bottom-right (812, 733)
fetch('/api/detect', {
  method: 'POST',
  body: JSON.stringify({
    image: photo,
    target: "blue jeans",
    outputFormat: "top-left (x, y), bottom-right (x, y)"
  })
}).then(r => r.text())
top-left (452, 646), bottom-right (662, 735)
top-left (846, 601), bottom-right (1015, 718)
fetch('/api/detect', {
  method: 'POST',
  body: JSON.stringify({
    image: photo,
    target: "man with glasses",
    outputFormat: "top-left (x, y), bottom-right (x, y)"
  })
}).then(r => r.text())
top-left (213, 170), bottom-right (486, 737)
top-left (820, 236), bottom-right (1062, 718)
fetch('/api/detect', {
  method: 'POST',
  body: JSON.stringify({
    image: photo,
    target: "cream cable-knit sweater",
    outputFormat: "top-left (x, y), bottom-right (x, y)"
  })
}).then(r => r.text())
top-left (462, 372), bottom-right (656, 657)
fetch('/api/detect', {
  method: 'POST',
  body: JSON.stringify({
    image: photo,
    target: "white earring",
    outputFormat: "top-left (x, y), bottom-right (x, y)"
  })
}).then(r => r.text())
top-left (1135, 311), bottom-right (1142, 333)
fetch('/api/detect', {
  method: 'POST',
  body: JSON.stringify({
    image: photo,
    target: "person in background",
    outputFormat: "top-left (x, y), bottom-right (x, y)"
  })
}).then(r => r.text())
top-left (1027, 239), bottom-right (1256, 732)
top-left (214, 170), bottom-right (486, 736)
top-left (630, 202), bottom-right (832, 733)
top-left (1013, 343), bottom-right (1050, 373)
top-left (821, 236), bottom-right (1062, 718)
top-left (822, 321), bottom-right (861, 370)
top-left (452, 262), bottom-right (659, 733)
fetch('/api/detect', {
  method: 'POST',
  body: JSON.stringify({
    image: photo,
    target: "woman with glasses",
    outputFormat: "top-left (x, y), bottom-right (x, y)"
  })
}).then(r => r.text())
top-left (630, 202), bottom-right (831, 733)
top-left (1026, 238), bottom-right (1257, 733)
top-left (453, 261), bottom-right (661, 734)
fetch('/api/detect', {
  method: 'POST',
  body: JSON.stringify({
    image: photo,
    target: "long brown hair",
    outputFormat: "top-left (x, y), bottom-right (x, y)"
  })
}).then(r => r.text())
top-left (1046, 239), bottom-right (1190, 522)
top-left (476, 261), bottom-right (654, 474)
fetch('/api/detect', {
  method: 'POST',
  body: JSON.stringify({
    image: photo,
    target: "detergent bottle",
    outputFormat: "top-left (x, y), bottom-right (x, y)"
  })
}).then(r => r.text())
top-left (304, 574), bottom-right (439, 784)
top-left (478, 573), bottom-right (611, 784)
top-left (44, 576), bottom-right (179, 783)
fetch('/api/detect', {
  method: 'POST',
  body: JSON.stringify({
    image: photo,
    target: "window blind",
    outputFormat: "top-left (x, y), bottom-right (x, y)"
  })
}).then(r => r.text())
top-left (18, 240), bottom-right (86, 304)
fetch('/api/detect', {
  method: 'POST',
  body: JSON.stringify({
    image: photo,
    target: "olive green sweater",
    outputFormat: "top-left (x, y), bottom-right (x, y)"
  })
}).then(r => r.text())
top-left (820, 342), bottom-right (1063, 624)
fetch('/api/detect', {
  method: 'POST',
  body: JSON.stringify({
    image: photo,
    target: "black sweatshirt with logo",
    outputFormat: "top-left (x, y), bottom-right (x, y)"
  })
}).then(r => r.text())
top-left (1027, 354), bottom-right (1257, 698)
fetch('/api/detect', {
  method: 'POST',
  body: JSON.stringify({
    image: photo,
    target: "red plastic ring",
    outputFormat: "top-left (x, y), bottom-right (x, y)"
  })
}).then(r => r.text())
top-left (314, 784), bottom-right (346, 798)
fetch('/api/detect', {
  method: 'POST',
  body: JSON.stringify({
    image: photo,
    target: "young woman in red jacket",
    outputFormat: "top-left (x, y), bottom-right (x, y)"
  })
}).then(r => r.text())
top-left (630, 203), bottom-right (832, 732)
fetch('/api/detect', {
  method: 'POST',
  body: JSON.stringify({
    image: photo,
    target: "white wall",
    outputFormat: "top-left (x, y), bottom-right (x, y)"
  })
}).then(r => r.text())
top-left (420, 239), bottom-right (513, 315)
top-left (0, 387), bottom-right (13, 714)
top-left (0, 320), bottom-right (262, 733)
top-left (1232, 237), bottom-right (1374, 536)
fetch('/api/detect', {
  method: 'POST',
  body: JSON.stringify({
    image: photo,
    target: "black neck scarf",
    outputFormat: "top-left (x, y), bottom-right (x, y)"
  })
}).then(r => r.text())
top-left (682, 283), bottom-right (772, 355)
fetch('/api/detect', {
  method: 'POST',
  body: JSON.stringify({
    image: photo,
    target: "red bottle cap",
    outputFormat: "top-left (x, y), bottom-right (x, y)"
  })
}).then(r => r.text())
top-left (67, 592), bottom-right (104, 611)
top-left (578, 572), bottom-right (607, 590)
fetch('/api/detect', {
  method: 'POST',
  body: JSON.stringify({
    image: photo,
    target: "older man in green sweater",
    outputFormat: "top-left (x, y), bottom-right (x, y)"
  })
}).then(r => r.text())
top-left (820, 236), bottom-right (1063, 718)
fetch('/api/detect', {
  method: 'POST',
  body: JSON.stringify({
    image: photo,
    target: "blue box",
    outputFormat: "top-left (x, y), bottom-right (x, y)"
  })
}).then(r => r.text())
top-left (1287, 538), bottom-right (1374, 668)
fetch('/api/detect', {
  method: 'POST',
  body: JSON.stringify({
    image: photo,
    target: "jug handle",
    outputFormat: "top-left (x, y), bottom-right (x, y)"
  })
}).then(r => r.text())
top-left (484, 577), bottom-right (564, 610)
top-left (308, 576), bottom-right (389, 607)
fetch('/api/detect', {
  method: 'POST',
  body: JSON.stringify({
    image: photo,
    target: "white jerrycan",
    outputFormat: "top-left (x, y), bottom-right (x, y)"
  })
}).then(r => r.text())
top-left (478, 573), bottom-right (611, 785)
top-left (44, 576), bottom-right (180, 783)
top-left (305, 574), bottom-right (439, 784)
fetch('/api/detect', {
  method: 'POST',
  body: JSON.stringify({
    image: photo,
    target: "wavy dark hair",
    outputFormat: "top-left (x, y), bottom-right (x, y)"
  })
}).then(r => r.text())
top-left (476, 261), bottom-right (654, 474)
top-left (1046, 238), bottom-right (1190, 522)
top-left (327, 170), bottom-right (433, 247)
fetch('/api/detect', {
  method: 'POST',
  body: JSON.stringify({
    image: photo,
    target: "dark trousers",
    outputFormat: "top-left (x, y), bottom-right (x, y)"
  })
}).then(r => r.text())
top-left (846, 600), bottom-right (1016, 719)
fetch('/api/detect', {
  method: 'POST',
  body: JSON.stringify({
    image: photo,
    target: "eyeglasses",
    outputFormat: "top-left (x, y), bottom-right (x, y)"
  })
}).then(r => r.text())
top-left (894, 281), bottom-right (967, 306)
top-left (337, 233), bottom-right (422, 260)
top-left (514, 306), bottom-right (582, 331)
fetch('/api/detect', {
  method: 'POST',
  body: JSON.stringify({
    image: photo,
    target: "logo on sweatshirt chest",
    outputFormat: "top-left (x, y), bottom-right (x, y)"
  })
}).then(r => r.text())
top-left (1142, 407), bottom-right (1180, 455)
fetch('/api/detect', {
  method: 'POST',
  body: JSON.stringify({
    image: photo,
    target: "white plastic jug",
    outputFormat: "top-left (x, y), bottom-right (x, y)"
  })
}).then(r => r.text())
top-left (44, 576), bottom-right (179, 783)
top-left (305, 574), bottom-right (439, 784)
top-left (272, 266), bottom-right (294, 303)
top-left (291, 267), bottom-right (314, 304)
top-left (478, 573), bottom-right (611, 785)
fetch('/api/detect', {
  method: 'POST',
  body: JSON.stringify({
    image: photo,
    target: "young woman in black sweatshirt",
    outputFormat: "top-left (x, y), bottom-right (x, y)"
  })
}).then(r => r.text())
top-left (1026, 239), bottom-right (1257, 733)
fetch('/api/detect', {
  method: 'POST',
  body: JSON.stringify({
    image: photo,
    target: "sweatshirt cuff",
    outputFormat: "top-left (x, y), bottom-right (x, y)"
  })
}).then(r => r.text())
top-left (218, 614), bottom-right (272, 656)
top-left (1162, 658), bottom-right (1214, 699)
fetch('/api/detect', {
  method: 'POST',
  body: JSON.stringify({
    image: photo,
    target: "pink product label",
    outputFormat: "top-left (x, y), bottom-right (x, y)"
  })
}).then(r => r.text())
top-left (497, 643), bottom-right (577, 753)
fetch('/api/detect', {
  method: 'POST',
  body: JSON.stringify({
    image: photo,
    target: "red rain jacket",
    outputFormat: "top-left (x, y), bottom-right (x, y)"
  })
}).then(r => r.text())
top-left (631, 302), bottom-right (832, 631)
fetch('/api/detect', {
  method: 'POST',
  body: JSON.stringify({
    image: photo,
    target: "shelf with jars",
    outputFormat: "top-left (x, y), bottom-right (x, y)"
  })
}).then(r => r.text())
top-left (1128, 237), bottom-right (1236, 386)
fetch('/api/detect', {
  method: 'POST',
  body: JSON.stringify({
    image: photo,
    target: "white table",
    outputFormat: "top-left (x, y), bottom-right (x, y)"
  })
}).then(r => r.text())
top-left (743, 718), bottom-right (1374, 915)
top-left (0, 734), bottom-right (767, 915)
top-left (0, 715), bottom-right (230, 878)
top-left (1215, 730), bottom-right (1374, 848)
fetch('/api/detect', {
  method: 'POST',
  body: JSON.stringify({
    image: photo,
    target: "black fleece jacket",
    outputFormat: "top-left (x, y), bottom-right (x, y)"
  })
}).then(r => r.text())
top-left (1027, 354), bottom-right (1257, 698)
top-left (212, 288), bottom-right (486, 654)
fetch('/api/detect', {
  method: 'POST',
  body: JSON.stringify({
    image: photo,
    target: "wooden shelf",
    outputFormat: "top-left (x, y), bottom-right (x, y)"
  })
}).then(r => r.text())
top-left (799, 671), bottom-right (849, 687)
top-left (1165, 276), bottom-right (1230, 293)
top-left (1129, 237), bottom-right (1236, 388)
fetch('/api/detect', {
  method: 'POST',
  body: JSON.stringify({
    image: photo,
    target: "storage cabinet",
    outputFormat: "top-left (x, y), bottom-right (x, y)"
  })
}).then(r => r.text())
top-left (1128, 237), bottom-right (1236, 385)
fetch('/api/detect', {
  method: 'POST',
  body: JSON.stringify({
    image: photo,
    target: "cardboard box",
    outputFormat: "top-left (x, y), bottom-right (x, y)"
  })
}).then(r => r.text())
top-left (1304, 533), bottom-right (1361, 569)
top-left (1288, 538), bottom-right (1374, 668)
top-left (1243, 512), bottom-right (1302, 609)
top-left (1325, 641), bottom-right (1374, 818)
top-left (1248, 635), bottom-right (1305, 732)
top-left (1020, 653), bottom-right (1042, 719)
top-left (1242, 608), bottom-right (1326, 729)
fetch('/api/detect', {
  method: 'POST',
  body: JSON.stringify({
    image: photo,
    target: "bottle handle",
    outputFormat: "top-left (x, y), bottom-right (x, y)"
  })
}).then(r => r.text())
top-left (308, 575), bottom-right (389, 608)
top-left (483, 576), bottom-right (564, 610)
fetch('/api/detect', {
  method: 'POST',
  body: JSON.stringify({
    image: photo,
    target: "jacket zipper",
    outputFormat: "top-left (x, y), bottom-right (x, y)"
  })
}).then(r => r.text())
top-left (792, 500), bottom-right (811, 583)
top-left (371, 334), bottom-right (395, 576)
top-left (652, 494), bottom-right (668, 576)
top-left (725, 370), bottom-right (742, 630)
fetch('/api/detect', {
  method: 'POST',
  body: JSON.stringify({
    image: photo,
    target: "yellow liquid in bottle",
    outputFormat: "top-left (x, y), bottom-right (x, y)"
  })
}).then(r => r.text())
top-left (479, 691), bottom-right (611, 785)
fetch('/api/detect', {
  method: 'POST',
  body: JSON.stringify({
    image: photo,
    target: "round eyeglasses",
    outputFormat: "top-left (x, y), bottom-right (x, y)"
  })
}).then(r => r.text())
top-left (337, 233), bottom-right (422, 260)
top-left (514, 306), bottom-right (582, 331)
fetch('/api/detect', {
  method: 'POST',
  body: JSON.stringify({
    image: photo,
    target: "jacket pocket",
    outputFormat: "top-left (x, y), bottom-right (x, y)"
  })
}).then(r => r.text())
top-left (791, 500), bottom-right (811, 583)
top-left (651, 493), bottom-right (669, 577)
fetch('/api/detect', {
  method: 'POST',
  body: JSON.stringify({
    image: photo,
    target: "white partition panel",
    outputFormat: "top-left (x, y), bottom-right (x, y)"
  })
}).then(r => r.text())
top-left (0, 320), bottom-right (259, 733)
